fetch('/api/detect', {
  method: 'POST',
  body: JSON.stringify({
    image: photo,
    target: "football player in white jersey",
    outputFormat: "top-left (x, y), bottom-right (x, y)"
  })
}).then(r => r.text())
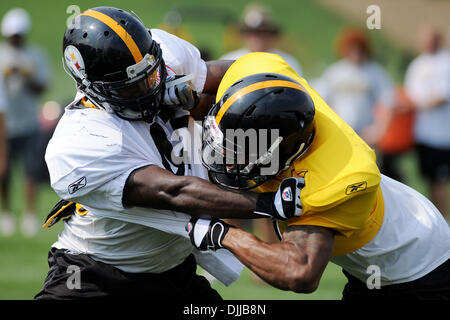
top-left (36, 7), bottom-right (302, 300)
top-left (187, 52), bottom-right (450, 300)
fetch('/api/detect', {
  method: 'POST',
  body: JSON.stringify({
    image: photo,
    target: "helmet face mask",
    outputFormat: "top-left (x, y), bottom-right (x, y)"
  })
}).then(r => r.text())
top-left (202, 109), bottom-right (295, 190)
top-left (86, 49), bottom-right (167, 121)
top-left (201, 73), bottom-right (315, 190)
top-left (62, 7), bottom-right (167, 122)
top-left (202, 111), bottom-right (263, 190)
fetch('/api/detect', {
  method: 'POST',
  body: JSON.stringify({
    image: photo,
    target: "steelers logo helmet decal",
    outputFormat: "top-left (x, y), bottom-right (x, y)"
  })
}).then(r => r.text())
top-left (64, 45), bottom-right (86, 79)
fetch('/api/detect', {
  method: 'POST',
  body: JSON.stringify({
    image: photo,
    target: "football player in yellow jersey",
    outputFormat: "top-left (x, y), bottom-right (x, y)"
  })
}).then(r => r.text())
top-left (187, 52), bottom-right (450, 299)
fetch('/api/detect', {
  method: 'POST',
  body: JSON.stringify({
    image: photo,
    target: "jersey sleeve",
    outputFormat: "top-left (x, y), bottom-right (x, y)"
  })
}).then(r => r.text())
top-left (151, 28), bottom-right (207, 92)
top-left (287, 189), bottom-right (378, 238)
top-left (45, 108), bottom-right (163, 207)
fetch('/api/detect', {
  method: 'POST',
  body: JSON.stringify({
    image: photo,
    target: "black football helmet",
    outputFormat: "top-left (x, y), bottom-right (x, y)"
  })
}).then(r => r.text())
top-left (62, 7), bottom-right (166, 122)
top-left (202, 73), bottom-right (315, 190)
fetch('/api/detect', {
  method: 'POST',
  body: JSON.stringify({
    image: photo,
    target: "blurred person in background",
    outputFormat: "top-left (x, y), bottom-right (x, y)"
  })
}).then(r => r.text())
top-left (314, 28), bottom-right (395, 142)
top-left (404, 25), bottom-right (450, 218)
top-left (220, 3), bottom-right (302, 76)
top-left (0, 8), bottom-right (50, 237)
top-left (313, 28), bottom-right (396, 176)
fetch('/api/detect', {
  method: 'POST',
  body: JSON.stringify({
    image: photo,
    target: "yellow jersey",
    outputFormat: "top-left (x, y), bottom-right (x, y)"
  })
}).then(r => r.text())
top-left (217, 52), bottom-right (384, 256)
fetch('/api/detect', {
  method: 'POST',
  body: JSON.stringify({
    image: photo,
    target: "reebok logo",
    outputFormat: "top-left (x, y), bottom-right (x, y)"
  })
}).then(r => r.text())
top-left (346, 181), bottom-right (367, 195)
top-left (68, 176), bottom-right (87, 194)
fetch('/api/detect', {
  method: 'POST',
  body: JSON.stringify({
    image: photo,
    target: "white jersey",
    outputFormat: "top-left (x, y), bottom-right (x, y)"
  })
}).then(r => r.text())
top-left (404, 49), bottom-right (450, 148)
top-left (45, 29), bottom-right (243, 283)
top-left (332, 175), bottom-right (450, 286)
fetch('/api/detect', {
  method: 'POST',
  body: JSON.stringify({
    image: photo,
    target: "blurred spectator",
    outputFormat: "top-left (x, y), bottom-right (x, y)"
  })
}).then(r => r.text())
top-left (0, 8), bottom-right (50, 237)
top-left (220, 3), bottom-right (302, 76)
top-left (313, 27), bottom-right (400, 184)
top-left (314, 28), bottom-right (395, 143)
top-left (404, 25), bottom-right (450, 217)
top-left (158, 10), bottom-right (193, 42)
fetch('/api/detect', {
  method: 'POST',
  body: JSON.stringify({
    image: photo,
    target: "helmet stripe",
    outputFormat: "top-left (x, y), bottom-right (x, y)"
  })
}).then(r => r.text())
top-left (81, 10), bottom-right (143, 63)
top-left (215, 80), bottom-right (307, 125)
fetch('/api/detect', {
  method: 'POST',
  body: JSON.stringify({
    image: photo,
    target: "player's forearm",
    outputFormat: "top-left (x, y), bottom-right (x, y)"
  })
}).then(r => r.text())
top-left (202, 60), bottom-right (234, 93)
top-left (123, 165), bottom-right (263, 219)
top-left (190, 93), bottom-right (216, 120)
top-left (161, 175), bottom-right (263, 219)
top-left (222, 227), bottom-right (321, 293)
top-left (189, 60), bottom-right (234, 119)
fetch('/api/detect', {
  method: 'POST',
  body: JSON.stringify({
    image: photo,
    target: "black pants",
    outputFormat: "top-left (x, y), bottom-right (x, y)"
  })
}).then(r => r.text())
top-left (34, 248), bottom-right (222, 300)
top-left (342, 259), bottom-right (450, 300)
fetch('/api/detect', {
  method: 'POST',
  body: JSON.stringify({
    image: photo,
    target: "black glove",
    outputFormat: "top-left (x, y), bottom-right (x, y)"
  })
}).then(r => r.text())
top-left (164, 76), bottom-right (199, 111)
top-left (42, 199), bottom-right (76, 229)
top-left (186, 217), bottom-right (234, 251)
top-left (255, 177), bottom-right (305, 221)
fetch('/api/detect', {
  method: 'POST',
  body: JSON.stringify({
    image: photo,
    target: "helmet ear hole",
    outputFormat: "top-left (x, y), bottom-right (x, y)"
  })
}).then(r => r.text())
top-left (273, 88), bottom-right (284, 95)
top-left (244, 105), bottom-right (257, 117)
top-left (231, 80), bottom-right (244, 87)
top-left (104, 31), bottom-right (110, 36)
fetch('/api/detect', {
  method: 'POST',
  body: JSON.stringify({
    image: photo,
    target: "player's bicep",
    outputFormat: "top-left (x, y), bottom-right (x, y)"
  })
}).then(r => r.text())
top-left (203, 60), bottom-right (234, 93)
top-left (282, 225), bottom-right (334, 287)
top-left (123, 164), bottom-right (195, 210)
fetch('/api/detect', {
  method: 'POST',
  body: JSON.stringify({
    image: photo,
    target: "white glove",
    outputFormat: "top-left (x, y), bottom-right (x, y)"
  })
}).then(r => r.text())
top-left (186, 217), bottom-right (234, 251)
top-left (164, 75), bottom-right (198, 110)
top-left (255, 177), bottom-right (305, 221)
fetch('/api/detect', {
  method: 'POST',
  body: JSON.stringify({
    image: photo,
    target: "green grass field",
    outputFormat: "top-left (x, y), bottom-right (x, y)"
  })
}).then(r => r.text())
top-left (0, 0), bottom-right (437, 300)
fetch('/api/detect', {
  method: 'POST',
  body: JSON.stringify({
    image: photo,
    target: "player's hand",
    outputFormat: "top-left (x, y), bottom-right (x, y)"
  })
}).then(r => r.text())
top-left (255, 177), bottom-right (305, 221)
top-left (186, 217), bottom-right (234, 251)
top-left (164, 76), bottom-right (199, 111)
